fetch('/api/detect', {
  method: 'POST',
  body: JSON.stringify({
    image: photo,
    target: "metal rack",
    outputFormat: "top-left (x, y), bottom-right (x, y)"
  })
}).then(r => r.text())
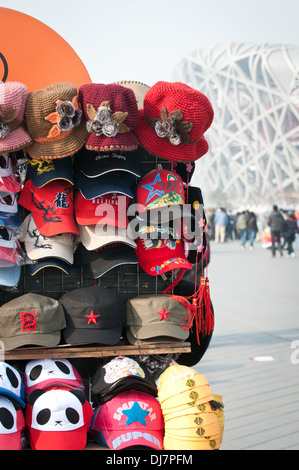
top-left (0, 149), bottom-right (192, 367)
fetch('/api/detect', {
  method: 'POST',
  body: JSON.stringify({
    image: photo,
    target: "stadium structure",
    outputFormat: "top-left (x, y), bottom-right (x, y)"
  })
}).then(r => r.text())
top-left (173, 43), bottom-right (299, 211)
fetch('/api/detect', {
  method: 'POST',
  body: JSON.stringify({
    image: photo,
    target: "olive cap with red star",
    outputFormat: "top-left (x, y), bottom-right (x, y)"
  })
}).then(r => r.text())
top-left (125, 294), bottom-right (190, 344)
top-left (59, 285), bottom-right (125, 345)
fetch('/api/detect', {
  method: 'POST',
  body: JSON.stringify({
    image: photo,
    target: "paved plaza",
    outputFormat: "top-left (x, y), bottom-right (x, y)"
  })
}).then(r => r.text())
top-left (195, 238), bottom-right (299, 450)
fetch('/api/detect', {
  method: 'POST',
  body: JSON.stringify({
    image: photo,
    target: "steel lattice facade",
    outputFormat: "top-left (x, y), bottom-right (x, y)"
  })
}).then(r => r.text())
top-left (173, 43), bottom-right (299, 210)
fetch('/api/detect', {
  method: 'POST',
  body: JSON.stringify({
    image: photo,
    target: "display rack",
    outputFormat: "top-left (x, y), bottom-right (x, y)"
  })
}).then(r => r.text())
top-left (0, 149), bottom-right (192, 366)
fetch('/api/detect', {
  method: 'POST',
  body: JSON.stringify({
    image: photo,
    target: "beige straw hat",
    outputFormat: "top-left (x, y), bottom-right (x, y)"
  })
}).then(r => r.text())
top-left (25, 82), bottom-right (88, 159)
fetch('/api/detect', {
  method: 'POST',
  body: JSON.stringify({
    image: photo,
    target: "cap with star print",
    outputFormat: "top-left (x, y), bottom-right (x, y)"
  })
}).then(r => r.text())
top-left (135, 168), bottom-right (191, 224)
top-left (59, 285), bottom-right (125, 345)
top-left (89, 390), bottom-right (164, 450)
top-left (125, 294), bottom-right (190, 344)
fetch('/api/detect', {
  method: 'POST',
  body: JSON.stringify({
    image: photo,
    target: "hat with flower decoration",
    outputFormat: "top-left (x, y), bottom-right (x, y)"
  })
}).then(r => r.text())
top-left (25, 82), bottom-right (88, 159)
top-left (79, 83), bottom-right (139, 152)
top-left (134, 81), bottom-right (214, 162)
top-left (0, 81), bottom-right (32, 155)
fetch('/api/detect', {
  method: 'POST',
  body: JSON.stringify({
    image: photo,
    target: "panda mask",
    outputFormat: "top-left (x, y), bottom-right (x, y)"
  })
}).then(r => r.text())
top-left (25, 387), bottom-right (94, 450)
top-left (0, 396), bottom-right (25, 450)
top-left (0, 362), bottom-right (26, 407)
top-left (23, 359), bottom-right (84, 396)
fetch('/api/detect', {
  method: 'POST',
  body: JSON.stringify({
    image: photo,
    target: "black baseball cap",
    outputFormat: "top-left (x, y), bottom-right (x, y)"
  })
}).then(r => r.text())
top-left (26, 157), bottom-right (74, 188)
top-left (174, 161), bottom-right (195, 183)
top-left (74, 242), bottom-right (138, 278)
top-left (75, 149), bottom-right (141, 178)
top-left (59, 285), bottom-right (125, 345)
top-left (27, 258), bottom-right (72, 276)
top-left (91, 355), bottom-right (157, 405)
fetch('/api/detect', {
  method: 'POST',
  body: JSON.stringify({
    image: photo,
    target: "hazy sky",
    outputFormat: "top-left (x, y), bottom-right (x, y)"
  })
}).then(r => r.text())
top-left (0, 0), bottom-right (298, 85)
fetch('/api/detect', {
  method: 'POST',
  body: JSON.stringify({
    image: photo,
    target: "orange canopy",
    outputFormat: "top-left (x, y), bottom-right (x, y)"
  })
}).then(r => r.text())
top-left (0, 7), bottom-right (91, 91)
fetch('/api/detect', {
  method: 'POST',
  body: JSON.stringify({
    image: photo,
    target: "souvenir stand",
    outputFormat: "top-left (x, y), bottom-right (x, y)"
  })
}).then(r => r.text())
top-left (0, 80), bottom-right (223, 451)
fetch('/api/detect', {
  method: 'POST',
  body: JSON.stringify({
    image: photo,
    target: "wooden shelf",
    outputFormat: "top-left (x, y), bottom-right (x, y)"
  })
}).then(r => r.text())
top-left (2, 342), bottom-right (191, 361)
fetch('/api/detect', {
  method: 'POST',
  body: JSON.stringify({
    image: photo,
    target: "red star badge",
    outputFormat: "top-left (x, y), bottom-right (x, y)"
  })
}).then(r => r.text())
top-left (85, 310), bottom-right (100, 325)
top-left (158, 306), bottom-right (170, 321)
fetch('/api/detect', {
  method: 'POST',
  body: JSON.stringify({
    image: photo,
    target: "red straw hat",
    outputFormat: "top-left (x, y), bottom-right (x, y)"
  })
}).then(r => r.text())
top-left (134, 81), bottom-right (214, 162)
top-left (79, 83), bottom-right (139, 152)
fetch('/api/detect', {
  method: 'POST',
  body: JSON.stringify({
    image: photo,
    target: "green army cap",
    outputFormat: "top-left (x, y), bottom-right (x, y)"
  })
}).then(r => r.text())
top-left (0, 293), bottom-right (66, 350)
top-left (125, 294), bottom-right (190, 345)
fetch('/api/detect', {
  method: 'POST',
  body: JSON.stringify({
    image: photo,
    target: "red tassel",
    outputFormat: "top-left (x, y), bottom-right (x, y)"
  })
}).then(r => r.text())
top-left (166, 293), bottom-right (197, 336)
top-left (176, 275), bottom-right (214, 343)
top-left (168, 294), bottom-right (194, 315)
top-left (166, 275), bottom-right (206, 344)
top-left (191, 275), bottom-right (206, 342)
top-left (201, 277), bottom-right (214, 336)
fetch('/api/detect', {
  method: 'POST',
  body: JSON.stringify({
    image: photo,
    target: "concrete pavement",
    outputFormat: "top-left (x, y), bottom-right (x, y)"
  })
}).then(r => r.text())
top-left (194, 238), bottom-right (299, 450)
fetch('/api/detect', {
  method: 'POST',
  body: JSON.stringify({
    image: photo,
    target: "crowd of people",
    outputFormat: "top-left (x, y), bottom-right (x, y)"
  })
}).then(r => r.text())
top-left (206, 206), bottom-right (299, 257)
top-left (206, 208), bottom-right (259, 248)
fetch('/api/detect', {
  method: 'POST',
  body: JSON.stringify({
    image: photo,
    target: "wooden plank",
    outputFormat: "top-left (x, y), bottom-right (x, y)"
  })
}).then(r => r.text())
top-left (2, 342), bottom-right (191, 360)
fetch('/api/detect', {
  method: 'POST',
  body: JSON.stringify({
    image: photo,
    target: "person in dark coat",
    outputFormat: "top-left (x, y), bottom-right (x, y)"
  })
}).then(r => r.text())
top-left (267, 205), bottom-right (285, 257)
top-left (247, 212), bottom-right (258, 249)
top-left (283, 212), bottom-right (298, 258)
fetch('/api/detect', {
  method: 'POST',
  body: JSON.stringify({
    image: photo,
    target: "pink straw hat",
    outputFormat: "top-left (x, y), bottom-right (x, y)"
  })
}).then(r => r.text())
top-left (0, 81), bottom-right (32, 155)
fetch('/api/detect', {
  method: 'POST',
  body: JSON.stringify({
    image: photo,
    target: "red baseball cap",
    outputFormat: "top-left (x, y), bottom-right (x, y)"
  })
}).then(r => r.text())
top-left (0, 239), bottom-right (23, 265)
top-left (135, 237), bottom-right (192, 276)
top-left (137, 168), bottom-right (185, 210)
top-left (135, 169), bottom-right (192, 224)
top-left (25, 387), bottom-right (94, 450)
top-left (90, 390), bottom-right (164, 450)
top-left (0, 396), bottom-right (25, 450)
top-left (74, 190), bottom-right (130, 228)
top-left (18, 179), bottom-right (79, 236)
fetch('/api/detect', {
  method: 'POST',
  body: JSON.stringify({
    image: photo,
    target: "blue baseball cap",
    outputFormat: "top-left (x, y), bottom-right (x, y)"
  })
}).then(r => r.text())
top-left (27, 258), bottom-right (72, 276)
top-left (26, 157), bottom-right (74, 188)
top-left (0, 212), bottom-right (21, 230)
top-left (0, 263), bottom-right (21, 287)
top-left (76, 170), bottom-right (136, 200)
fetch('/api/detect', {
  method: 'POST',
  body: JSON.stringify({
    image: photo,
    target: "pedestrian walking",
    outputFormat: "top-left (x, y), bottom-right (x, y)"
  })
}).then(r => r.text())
top-left (283, 212), bottom-right (298, 258)
top-left (247, 211), bottom-right (258, 249)
top-left (214, 208), bottom-right (229, 243)
top-left (236, 210), bottom-right (249, 248)
top-left (226, 211), bottom-right (236, 241)
top-left (267, 205), bottom-right (285, 257)
top-left (206, 208), bottom-right (215, 241)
